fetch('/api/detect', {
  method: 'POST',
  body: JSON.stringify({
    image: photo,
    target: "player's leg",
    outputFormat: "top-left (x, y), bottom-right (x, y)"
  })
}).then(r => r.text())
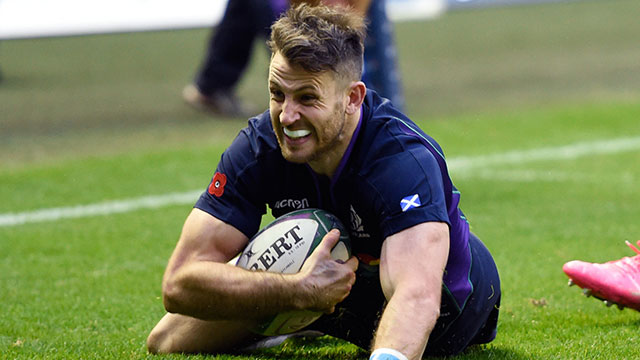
top-left (305, 270), bottom-right (387, 350)
top-left (311, 233), bottom-right (501, 356)
top-left (195, 0), bottom-right (273, 92)
top-left (424, 233), bottom-right (501, 356)
top-left (184, 0), bottom-right (274, 116)
top-left (563, 240), bottom-right (640, 311)
top-left (146, 312), bottom-right (259, 354)
top-left (362, 0), bottom-right (405, 111)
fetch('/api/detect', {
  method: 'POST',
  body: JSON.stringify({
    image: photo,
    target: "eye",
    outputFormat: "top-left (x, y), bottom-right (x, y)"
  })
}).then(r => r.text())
top-left (299, 94), bottom-right (317, 103)
top-left (270, 89), bottom-right (284, 102)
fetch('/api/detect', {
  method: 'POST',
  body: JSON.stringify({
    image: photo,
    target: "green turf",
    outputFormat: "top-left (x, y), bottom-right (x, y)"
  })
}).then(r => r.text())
top-left (2, 0), bottom-right (640, 359)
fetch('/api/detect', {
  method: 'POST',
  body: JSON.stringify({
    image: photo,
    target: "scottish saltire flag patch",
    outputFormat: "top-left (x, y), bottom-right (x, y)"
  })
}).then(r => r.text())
top-left (400, 194), bottom-right (421, 212)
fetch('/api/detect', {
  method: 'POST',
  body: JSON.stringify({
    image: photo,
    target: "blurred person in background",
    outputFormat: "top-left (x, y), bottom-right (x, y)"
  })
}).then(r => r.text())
top-left (182, 0), bottom-right (404, 117)
top-left (563, 240), bottom-right (640, 311)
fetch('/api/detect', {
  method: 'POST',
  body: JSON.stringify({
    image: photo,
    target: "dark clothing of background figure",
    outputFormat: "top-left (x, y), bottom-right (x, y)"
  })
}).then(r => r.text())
top-left (193, 0), bottom-right (405, 110)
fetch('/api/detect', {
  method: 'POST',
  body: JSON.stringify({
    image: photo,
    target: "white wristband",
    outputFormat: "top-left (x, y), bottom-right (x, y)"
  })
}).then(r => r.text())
top-left (370, 348), bottom-right (409, 360)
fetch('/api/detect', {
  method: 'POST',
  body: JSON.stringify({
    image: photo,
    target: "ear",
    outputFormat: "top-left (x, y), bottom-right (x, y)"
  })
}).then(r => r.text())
top-left (345, 81), bottom-right (366, 115)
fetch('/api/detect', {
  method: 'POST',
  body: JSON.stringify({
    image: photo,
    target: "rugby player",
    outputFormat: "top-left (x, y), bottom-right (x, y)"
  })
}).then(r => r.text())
top-left (147, 4), bottom-right (500, 359)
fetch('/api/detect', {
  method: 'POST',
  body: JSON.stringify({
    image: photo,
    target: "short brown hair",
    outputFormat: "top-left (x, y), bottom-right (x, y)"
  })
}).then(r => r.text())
top-left (267, 3), bottom-right (366, 82)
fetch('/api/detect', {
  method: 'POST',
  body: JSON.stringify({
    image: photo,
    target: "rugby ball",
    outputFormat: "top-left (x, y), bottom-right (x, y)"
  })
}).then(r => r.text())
top-left (235, 208), bottom-right (351, 336)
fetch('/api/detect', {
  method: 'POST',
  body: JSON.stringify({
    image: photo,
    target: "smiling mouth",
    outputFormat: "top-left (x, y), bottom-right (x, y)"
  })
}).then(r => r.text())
top-left (283, 127), bottom-right (311, 139)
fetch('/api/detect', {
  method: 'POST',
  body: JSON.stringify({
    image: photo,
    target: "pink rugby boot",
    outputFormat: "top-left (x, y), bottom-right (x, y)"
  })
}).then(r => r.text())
top-left (563, 240), bottom-right (640, 311)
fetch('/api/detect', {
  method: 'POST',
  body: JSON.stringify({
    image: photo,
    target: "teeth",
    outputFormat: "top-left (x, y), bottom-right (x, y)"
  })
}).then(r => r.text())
top-left (283, 128), bottom-right (311, 139)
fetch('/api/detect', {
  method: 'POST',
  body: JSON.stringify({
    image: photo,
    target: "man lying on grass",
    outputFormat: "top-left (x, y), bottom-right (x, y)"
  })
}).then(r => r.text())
top-left (147, 4), bottom-right (501, 359)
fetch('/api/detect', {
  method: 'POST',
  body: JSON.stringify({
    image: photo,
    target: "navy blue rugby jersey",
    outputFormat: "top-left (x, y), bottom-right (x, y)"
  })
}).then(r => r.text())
top-left (196, 90), bottom-right (473, 311)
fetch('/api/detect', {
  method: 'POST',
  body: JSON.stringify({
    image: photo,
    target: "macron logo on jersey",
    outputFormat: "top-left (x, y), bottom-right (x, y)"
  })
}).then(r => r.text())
top-left (400, 194), bottom-right (421, 212)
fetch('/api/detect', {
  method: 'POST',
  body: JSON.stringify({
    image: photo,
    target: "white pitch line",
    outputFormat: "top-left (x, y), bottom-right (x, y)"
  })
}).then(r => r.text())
top-left (0, 190), bottom-right (202, 227)
top-left (1, 136), bottom-right (639, 227)
top-left (456, 169), bottom-right (577, 182)
top-left (447, 136), bottom-right (640, 171)
top-left (456, 168), bottom-right (637, 184)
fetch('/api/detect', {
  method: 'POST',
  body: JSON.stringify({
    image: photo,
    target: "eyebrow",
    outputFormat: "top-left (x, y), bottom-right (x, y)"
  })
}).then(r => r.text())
top-left (269, 81), bottom-right (318, 93)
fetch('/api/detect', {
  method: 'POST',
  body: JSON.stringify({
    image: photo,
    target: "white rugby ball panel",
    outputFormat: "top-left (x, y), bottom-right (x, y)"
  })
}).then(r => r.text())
top-left (330, 241), bottom-right (350, 262)
top-left (236, 218), bottom-right (319, 274)
top-left (254, 310), bottom-right (321, 336)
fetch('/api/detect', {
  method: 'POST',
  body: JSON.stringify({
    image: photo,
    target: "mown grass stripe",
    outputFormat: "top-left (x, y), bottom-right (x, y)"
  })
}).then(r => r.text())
top-left (1, 136), bottom-right (639, 228)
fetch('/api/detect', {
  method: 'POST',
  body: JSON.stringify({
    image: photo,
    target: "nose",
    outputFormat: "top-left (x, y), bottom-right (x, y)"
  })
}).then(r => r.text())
top-left (279, 98), bottom-right (300, 127)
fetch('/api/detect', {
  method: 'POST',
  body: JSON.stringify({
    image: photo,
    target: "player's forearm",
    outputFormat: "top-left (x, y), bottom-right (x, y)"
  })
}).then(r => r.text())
top-left (162, 261), bottom-right (306, 321)
top-left (372, 288), bottom-right (441, 360)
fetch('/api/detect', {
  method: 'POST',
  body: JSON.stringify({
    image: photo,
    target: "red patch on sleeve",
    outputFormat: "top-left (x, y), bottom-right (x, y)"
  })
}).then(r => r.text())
top-left (208, 172), bottom-right (227, 197)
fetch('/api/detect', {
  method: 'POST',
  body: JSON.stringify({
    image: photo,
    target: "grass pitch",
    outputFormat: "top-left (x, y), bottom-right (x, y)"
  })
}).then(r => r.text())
top-left (2, 0), bottom-right (640, 359)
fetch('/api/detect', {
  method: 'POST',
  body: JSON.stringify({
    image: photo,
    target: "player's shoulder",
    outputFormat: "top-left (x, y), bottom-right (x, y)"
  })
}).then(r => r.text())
top-left (229, 110), bottom-right (280, 157)
top-left (217, 110), bottom-right (285, 179)
top-left (359, 91), bottom-right (444, 164)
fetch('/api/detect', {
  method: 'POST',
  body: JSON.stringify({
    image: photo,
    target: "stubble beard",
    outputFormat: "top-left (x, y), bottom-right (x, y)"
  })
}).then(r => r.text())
top-left (278, 103), bottom-right (347, 166)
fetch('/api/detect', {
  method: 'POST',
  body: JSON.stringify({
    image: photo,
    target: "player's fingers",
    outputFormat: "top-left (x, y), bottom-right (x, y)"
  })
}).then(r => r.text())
top-left (344, 255), bottom-right (359, 272)
top-left (316, 229), bottom-right (340, 253)
top-left (324, 305), bottom-right (336, 314)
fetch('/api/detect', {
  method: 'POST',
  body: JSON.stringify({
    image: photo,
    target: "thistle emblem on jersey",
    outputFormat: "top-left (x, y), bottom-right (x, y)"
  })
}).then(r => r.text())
top-left (349, 205), bottom-right (370, 238)
top-left (350, 205), bottom-right (364, 232)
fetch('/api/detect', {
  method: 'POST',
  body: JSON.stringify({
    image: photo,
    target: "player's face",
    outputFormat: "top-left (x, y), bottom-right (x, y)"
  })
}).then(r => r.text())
top-left (268, 52), bottom-right (351, 174)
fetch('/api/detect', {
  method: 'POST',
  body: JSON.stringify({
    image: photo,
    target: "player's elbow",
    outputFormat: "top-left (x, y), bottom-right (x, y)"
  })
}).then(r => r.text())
top-left (398, 283), bottom-right (442, 319)
top-left (161, 276), bottom-right (183, 314)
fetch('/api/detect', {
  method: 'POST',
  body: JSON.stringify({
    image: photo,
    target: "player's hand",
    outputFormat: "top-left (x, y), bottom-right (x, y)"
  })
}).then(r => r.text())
top-left (297, 229), bottom-right (358, 314)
